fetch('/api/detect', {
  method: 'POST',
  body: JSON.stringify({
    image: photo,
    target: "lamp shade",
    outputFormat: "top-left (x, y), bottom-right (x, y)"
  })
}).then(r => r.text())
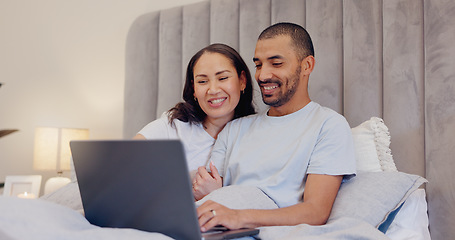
top-left (33, 127), bottom-right (89, 171)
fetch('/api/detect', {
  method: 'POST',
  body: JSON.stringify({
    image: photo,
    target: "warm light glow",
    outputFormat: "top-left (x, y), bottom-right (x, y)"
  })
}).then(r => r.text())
top-left (17, 192), bottom-right (36, 199)
top-left (33, 127), bottom-right (89, 171)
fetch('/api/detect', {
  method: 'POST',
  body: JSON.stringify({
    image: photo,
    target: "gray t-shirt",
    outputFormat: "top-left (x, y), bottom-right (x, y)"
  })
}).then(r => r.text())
top-left (210, 102), bottom-right (356, 207)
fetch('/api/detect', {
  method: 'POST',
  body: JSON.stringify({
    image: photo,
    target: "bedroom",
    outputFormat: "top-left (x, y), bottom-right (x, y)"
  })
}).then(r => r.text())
top-left (1, 0), bottom-right (454, 239)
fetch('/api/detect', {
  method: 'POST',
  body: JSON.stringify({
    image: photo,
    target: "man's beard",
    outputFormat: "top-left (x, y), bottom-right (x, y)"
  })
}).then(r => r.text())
top-left (261, 66), bottom-right (301, 107)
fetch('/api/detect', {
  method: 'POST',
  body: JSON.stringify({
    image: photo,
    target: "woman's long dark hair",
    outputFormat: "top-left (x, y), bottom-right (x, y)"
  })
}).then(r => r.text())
top-left (168, 43), bottom-right (255, 125)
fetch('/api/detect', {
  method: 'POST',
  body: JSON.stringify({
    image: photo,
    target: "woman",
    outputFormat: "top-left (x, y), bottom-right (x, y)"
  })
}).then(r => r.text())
top-left (134, 43), bottom-right (255, 178)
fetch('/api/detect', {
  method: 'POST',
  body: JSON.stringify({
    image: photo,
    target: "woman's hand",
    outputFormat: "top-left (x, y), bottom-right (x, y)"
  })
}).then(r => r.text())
top-left (197, 200), bottom-right (246, 232)
top-left (193, 161), bottom-right (223, 201)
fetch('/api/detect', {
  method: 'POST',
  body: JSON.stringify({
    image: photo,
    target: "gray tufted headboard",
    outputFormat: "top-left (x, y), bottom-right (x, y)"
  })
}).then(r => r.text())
top-left (123, 0), bottom-right (455, 239)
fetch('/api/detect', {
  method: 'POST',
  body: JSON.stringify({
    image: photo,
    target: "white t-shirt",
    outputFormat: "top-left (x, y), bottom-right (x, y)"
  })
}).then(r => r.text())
top-left (138, 113), bottom-right (215, 176)
top-left (210, 102), bottom-right (356, 208)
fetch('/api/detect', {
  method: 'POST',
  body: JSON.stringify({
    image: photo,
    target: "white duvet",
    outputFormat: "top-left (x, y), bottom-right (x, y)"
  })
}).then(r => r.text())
top-left (0, 196), bottom-right (173, 240)
top-left (0, 184), bottom-right (429, 240)
top-left (0, 185), bottom-right (387, 240)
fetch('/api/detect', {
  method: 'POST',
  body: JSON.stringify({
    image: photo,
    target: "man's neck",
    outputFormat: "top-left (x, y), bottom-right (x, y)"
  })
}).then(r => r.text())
top-left (268, 97), bottom-right (311, 117)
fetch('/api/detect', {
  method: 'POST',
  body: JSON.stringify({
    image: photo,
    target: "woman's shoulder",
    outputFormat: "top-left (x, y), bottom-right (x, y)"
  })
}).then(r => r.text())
top-left (138, 112), bottom-right (177, 138)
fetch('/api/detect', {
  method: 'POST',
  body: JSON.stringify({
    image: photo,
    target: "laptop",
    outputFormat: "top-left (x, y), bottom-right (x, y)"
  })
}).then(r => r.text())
top-left (70, 140), bottom-right (259, 240)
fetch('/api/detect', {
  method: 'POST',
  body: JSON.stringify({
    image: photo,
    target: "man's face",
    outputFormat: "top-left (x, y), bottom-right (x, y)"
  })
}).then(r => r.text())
top-left (253, 35), bottom-right (301, 108)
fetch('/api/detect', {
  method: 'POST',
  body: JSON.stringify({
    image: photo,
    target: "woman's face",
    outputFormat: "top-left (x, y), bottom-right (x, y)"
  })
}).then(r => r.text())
top-left (193, 52), bottom-right (246, 124)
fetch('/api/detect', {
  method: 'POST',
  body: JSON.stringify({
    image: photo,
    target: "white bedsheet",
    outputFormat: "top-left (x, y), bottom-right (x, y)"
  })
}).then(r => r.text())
top-left (0, 196), bottom-right (173, 240)
top-left (0, 184), bottom-right (430, 240)
top-left (0, 195), bottom-right (388, 240)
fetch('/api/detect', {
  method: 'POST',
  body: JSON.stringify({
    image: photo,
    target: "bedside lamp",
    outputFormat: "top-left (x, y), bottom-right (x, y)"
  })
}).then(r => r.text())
top-left (34, 127), bottom-right (89, 195)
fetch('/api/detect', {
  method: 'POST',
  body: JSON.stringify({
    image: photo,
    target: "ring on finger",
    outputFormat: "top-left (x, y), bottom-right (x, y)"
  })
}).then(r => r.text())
top-left (210, 209), bottom-right (216, 217)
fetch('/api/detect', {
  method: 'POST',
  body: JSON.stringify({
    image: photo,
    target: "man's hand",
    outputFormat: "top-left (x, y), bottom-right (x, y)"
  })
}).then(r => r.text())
top-left (197, 200), bottom-right (247, 232)
top-left (193, 161), bottom-right (223, 201)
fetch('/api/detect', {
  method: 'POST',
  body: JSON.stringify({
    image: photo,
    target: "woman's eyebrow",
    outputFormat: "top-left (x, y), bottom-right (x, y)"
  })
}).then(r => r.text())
top-left (215, 70), bottom-right (230, 75)
top-left (195, 70), bottom-right (230, 78)
top-left (194, 74), bottom-right (207, 78)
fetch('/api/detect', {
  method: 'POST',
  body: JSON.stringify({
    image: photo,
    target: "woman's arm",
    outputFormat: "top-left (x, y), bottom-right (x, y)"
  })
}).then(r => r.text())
top-left (132, 134), bottom-right (146, 140)
top-left (193, 161), bottom-right (223, 200)
top-left (197, 174), bottom-right (343, 231)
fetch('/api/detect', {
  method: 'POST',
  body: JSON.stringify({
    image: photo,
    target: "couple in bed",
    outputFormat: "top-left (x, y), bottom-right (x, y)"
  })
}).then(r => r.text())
top-left (134, 22), bottom-right (356, 232)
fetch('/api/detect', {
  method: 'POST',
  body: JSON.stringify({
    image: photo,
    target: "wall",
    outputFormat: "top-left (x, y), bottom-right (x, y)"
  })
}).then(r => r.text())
top-left (0, 0), bottom-right (204, 196)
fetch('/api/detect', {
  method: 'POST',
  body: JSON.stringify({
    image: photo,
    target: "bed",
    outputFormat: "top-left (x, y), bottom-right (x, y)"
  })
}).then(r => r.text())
top-left (2, 0), bottom-right (454, 239)
top-left (0, 118), bottom-right (431, 240)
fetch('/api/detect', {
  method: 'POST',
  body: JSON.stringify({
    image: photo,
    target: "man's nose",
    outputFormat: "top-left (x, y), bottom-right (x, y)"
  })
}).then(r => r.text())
top-left (256, 66), bottom-right (272, 81)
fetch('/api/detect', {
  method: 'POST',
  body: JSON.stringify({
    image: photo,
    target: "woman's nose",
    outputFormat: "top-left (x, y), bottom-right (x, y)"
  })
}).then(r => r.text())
top-left (207, 81), bottom-right (221, 94)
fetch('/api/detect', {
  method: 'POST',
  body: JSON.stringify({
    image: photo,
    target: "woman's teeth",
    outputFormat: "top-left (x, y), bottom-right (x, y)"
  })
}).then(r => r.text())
top-left (211, 98), bottom-right (225, 104)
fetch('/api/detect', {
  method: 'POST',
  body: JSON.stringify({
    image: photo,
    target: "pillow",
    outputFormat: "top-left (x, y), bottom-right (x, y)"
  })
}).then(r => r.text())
top-left (351, 117), bottom-right (398, 172)
top-left (328, 171), bottom-right (427, 233)
top-left (385, 189), bottom-right (431, 239)
top-left (40, 181), bottom-right (84, 215)
top-left (70, 157), bottom-right (77, 182)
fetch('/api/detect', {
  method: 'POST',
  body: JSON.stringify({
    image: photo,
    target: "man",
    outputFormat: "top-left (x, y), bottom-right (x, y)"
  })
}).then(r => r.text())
top-left (193, 22), bottom-right (356, 232)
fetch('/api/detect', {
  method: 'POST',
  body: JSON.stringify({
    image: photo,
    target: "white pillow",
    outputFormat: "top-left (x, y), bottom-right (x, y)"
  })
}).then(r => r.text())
top-left (385, 189), bottom-right (431, 240)
top-left (351, 117), bottom-right (398, 172)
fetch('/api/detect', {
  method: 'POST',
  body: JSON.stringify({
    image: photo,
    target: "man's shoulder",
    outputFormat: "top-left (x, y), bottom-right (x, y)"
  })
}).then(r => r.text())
top-left (219, 113), bottom-right (263, 138)
top-left (306, 103), bottom-right (350, 134)
top-left (311, 102), bottom-right (347, 122)
top-left (227, 113), bottom-right (262, 127)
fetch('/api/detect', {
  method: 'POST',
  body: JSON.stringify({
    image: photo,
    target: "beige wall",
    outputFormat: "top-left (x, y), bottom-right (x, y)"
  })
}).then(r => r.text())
top-left (0, 0), bottom-right (203, 195)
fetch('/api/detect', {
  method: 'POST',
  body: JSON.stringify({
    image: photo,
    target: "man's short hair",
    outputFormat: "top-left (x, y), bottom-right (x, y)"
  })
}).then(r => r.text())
top-left (258, 22), bottom-right (314, 61)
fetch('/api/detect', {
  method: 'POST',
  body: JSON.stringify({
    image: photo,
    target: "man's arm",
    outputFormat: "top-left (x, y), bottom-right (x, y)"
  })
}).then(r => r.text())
top-left (197, 174), bottom-right (342, 231)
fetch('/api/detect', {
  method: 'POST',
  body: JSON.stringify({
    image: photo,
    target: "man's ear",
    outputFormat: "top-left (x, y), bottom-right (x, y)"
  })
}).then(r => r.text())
top-left (301, 55), bottom-right (315, 75)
